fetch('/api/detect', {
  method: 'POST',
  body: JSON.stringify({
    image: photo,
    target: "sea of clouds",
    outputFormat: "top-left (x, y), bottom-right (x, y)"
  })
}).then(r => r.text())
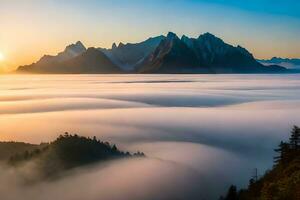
top-left (0, 74), bottom-right (300, 200)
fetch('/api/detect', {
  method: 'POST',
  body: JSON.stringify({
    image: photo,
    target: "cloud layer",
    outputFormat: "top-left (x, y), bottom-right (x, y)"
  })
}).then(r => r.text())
top-left (1, 74), bottom-right (300, 199)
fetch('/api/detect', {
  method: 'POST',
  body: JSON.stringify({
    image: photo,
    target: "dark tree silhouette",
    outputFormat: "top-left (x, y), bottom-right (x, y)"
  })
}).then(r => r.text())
top-left (289, 126), bottom-right (300, 150)
top-left (223, 125), bottom-right (300, 200)
top-left (8, 133), bottom-right (145, 178)
top-left (274, 141), bottom-right (290, 165)
top-left (224, 185), bottom-right (238, 200)
top-left (274, 126), bottom-right (300, 166)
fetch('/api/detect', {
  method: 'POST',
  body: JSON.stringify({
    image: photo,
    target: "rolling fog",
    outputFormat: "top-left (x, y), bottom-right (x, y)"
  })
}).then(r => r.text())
top-left (1, 74), bottom-right (300, 200)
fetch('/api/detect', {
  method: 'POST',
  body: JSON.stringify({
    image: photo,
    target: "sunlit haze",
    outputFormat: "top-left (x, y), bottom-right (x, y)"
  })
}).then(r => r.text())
top-left (0, 52), bottom-right (4, 61)
top-left (0, 74), bottom-right (300, 199)
top-left (0, 1), bottom-right (300, 199)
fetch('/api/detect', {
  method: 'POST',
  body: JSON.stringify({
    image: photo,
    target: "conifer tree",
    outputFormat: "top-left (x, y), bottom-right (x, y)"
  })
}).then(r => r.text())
top-left (289, 126), bottom-right (300, 150)
top-left (274, 141), bottom-right (290, 165)
top-left (224, 185), bottom-right (238, 200)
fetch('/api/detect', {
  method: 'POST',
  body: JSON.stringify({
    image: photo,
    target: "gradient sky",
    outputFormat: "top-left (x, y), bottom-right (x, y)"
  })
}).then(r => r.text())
top-left (0, 0), bottom-right (300, 71)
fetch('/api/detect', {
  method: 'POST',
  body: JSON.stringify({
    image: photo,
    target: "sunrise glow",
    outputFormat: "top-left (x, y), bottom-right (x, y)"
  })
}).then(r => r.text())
top-left (0, 1), bottom-right (299, 200)
top-left (1, 0), bottom-right (300, 72)
top-left (0, 52), bottom-right (4, 61)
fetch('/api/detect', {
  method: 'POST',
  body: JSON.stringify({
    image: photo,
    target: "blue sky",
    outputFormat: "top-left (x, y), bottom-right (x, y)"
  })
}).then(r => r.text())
top-left (0, 0), bottom-right (299, 70)
top-left (195, 0), bottom-right (300, 17)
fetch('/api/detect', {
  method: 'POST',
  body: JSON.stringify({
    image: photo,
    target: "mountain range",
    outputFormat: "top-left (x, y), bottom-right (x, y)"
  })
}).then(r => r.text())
top-left (17, 32), bottom-right (289, 74)
top-left (258, 57), bottom-right (300, 69)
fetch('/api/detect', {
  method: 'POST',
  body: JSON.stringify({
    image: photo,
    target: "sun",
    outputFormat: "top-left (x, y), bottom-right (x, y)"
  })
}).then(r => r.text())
top-left (0, 52), bottom-right (4, 61)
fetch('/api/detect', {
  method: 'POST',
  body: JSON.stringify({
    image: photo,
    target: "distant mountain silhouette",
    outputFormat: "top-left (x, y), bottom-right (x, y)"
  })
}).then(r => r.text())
top-left (99, 35), bottom-right (164, 71)
top-left (18, 41), bottom-right (86, 72)
top-left (57, 41), bottom-right (87, 61)
top-left (18, 47), bottom-right (121, 73)
top-left (258, 57), bottom-right (300, 69)
top-left (138, 32), bottom-right (208, 73)
top-left (8, 133), bottom-right (144, 179)
top-left (59, 48), bottom-right (122, 73)
top-left (17, 33), bottom-right (289, 74)
top-left (138, 32), bottom-right (287, 73)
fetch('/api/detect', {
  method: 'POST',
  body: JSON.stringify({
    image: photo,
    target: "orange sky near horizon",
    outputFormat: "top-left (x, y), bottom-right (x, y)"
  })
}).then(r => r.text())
top-left (1, 31), bottom-right (299, 72)
top-left (0, 0), bottom-right (299, 72)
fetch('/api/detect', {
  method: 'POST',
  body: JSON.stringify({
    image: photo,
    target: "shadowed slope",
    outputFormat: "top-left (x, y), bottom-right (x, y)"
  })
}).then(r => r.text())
top-left (100, 36), bottom-right (164, 71)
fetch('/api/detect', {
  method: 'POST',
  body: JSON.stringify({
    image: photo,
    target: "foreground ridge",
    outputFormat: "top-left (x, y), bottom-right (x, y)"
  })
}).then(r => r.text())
top-left (6, 133), bottom-right (144, 179)
top-left (221, 126), bottom-right (300, 200)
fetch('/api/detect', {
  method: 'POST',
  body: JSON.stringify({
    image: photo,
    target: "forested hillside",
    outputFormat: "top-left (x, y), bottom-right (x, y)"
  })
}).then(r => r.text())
top-left (221, 126), bottom-right (300, 200)
top-left (5, 133), bottom-right (144, 179)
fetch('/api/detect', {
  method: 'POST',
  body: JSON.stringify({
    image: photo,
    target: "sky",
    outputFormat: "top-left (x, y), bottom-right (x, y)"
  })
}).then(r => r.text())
top-left (0, 0), bottom-right (300, 71)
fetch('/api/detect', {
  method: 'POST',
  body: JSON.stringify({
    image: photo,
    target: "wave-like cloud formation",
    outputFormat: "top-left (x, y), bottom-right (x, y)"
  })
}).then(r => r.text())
top-left (0, 158), bottom-right (205, 200)
top-left (0, 74), bottom-right (300, 199)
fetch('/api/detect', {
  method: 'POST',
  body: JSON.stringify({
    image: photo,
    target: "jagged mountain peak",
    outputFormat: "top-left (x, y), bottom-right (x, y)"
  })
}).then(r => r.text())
top-left (65, 41), bottom-right (86, 51)
top-left (25, 41), bottom-right (87, 66)
top-left (112, 43), bottom-right (117, 49)
top-left (75, 41), bottom-right (85, 47)
top-left (181, 35), bottom-right (193, 48)
top-left (62, 41), bottom-right (87, 59)
top-left (166, 32), bottom-right (179, 40)
top-left (17, 32), bottom-right (288, 74)
top-left (118, 42), bottom-right (125, 48)
top-left (200, 32), bottom-right (215, 37)
top-left (181, 35), bottom-right (190, 40)
top-left (198, 32), bottom-right (218, 39)
top-left (148, 35), bottom-right (165, 41)
top-left (198, 32), bottom-right (224, 44)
